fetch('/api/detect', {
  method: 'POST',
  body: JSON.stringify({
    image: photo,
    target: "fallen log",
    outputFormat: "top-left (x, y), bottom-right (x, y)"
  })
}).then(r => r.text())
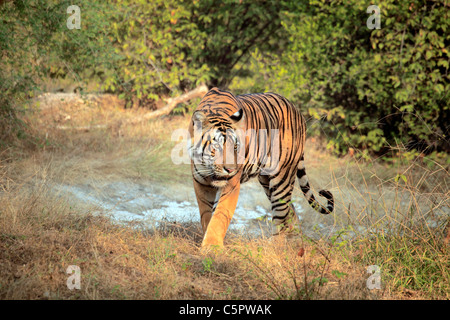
top-left (123, 84), bottom-right (208, 125)
top-left (56, 84), bottom-right (208, 131)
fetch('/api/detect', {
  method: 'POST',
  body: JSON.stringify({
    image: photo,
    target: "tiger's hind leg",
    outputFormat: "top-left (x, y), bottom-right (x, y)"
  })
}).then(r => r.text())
top-left (258, 174), bottom-right (299, 235)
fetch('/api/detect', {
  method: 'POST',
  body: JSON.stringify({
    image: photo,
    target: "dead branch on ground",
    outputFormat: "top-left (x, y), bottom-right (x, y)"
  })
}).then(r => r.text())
top-left (55, 84), bottom-right (208, 131)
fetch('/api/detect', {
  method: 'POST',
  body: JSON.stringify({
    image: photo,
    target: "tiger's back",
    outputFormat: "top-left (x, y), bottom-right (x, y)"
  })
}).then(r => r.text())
top-left (235, 92), bottom-right (306, 183)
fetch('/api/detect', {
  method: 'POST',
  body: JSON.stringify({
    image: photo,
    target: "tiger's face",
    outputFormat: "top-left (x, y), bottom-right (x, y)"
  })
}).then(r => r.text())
top-left (188, 105), bottom-right (246, 188)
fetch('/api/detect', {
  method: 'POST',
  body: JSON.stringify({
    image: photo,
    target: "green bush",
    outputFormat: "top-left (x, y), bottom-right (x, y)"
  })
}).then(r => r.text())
top-left (1, 0), bottom-right (448, 159)
top-left (0, 0), bottom-right (116, 148)
top-left (106, 0), bottom-right (291, 106)
top-left (232, 0), bottom-right (449, 157)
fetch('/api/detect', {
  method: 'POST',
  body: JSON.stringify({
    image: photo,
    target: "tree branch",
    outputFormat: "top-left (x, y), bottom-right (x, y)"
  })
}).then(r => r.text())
top-left (123, 84), bottom-right (208, 124)
top-left (56, 84), bottom-right (208, 131)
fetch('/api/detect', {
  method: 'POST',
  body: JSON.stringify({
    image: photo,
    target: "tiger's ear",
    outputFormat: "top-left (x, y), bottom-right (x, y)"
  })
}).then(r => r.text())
top-left (192, 110), bottom-right (207, 124)
top-left (230, 108), bottom-right (244, 122)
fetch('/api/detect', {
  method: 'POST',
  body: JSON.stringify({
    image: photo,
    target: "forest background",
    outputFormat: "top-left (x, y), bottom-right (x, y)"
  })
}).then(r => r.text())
top-left (1, 0), bottom-right (448, 160)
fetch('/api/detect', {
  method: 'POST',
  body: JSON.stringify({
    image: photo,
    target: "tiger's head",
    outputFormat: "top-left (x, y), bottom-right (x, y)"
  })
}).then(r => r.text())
top-left (188, 88), bottom-right (246, 188)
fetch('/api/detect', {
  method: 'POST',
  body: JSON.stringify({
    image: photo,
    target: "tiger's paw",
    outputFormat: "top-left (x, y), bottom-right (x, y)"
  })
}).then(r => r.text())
top-left (200, 230), bottom-right (225, 254)
top-left (200, 243), bottom-right (224, 255)
top-left (273, 223), bottom-right (301, 238)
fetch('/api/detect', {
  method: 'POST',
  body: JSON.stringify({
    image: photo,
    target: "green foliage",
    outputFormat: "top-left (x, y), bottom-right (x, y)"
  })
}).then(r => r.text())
top-left (356, 231), bottom-right (449, 297)
top-left (48, 1), bottom-right (119, 87)
top-left (106, 0), bottom-right (291, 106)
top-left (1, 0), bottom-right (448, 158)
top-left (0, 0), bottom-right (59, 144)
top-left (232, 0), bottom-right (449, 156)
top-left (0, 0), bottom-right (116, 147)
top-left (107, 0), bottom-right (205, 104)
top-left (202, 256), bottom-right (214, 273)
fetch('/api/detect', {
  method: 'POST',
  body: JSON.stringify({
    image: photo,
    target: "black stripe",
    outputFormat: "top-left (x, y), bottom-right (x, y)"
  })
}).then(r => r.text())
top-left (270, 167), bottom-right (295, 196)
top-left (272, 212), bottom-right (289, 220)
top-left (271, 201), bottom-right (289, 210)
top-left (296, 168), bottom-right (306, 179)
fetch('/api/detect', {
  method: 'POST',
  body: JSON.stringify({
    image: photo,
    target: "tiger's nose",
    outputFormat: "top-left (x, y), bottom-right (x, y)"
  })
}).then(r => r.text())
top-left (223, 167), bottom-right (234, 174)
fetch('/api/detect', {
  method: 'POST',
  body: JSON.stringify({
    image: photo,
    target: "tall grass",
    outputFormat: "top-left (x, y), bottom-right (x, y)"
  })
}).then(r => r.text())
top-left (296, 138), bottom-right (449, 299)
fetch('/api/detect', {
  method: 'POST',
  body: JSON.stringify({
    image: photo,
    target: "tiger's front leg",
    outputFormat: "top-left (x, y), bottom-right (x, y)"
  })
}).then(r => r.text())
top-left (194, 177), bottom-right (241, 249)
top-left (192, 179), bottom-right (217, 233)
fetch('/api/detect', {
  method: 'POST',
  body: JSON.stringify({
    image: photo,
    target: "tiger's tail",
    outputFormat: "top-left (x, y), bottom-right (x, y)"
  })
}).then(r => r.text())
top-left (296, 155), bottom-right (334, 214)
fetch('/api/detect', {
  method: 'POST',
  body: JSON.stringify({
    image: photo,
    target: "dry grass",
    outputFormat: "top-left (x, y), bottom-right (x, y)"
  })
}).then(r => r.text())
top-left (0, 94), bottom-right (448, 300)
top-left (0, 176), bottom-right (378, 300)
top-left (5, 93), bottom-right (191, 184)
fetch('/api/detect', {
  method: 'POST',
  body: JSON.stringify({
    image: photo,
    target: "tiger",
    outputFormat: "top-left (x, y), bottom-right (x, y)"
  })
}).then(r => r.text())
top-left (188, 87), bottom-right (334, 249)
